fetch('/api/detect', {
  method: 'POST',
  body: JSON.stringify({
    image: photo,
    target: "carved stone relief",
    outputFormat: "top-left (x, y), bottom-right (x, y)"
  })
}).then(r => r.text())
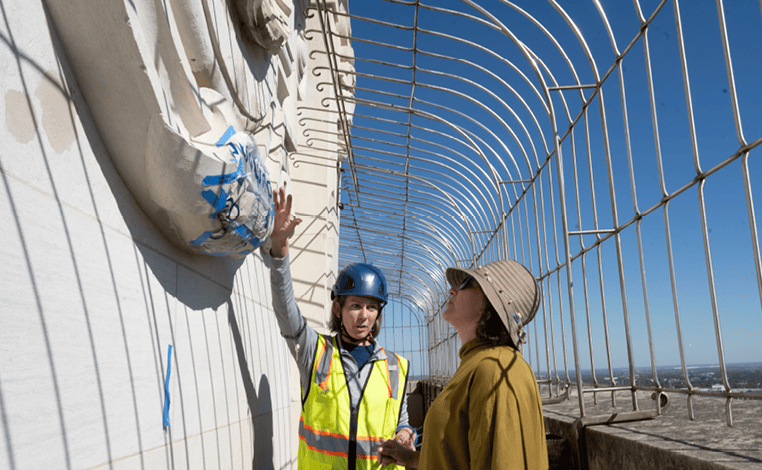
top-left (44, 0), bottom-right (307, 256)
top-left (233, 0), bottom-right (294, 55)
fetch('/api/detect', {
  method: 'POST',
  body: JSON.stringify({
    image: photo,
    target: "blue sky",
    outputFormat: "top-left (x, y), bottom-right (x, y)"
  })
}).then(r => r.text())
top-left (341, 0), bottom-right (762, 376)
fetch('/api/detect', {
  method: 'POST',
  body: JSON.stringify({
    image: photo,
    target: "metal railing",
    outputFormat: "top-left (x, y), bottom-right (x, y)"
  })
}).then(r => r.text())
top-left (305, 0), bottom-right (762, 427)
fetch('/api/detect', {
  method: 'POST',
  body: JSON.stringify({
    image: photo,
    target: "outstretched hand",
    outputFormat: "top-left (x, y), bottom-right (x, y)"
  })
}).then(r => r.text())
top-left (377, 438), bottom-right (419, 468)
top-left (269, 187), bottom-right (302, 258)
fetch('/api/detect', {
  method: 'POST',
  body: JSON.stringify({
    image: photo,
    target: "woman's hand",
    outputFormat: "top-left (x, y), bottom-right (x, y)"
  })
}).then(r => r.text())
top-left (394, 427), bottom-right (416, 450)
top-left (377, 438), bottom-right (419, 469)
top-left (269, 187), bottom-right (302, 258)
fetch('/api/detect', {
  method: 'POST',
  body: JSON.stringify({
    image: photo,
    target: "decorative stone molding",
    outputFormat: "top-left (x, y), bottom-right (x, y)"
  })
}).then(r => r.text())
top-left (233, 0), bottom-right (294, 55)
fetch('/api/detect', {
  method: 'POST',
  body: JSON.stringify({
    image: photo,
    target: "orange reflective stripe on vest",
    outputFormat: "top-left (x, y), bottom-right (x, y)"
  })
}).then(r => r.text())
top-left (298, 335), bottom-right (408, 470)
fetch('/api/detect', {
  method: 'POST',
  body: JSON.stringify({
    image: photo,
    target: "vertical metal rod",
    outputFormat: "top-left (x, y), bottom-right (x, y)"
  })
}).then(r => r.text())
top-left (546, 277), bottom-right (559, 395)
top-left (636, 218), bottom-right (661, 390)
top-left (553, 131), bottom-right (586, 416)
top-left (529, 183), bottom-right (554, 388)
top-left (596, 75), bottom-right (638, 410)
top-left (580, 254), bottom-right (600, 404)
top-left (556, 263), bottom-right (571, 386)
top-left (672, 0), bottom-right (698, 421)
top-left (542, 168), bottom-right (560, 395)
top-left (715, 0), bottom-right (746, 427)
top-left (533, 305), bottom-right (544, 394)
top-left (595, 244), bottom-right (617, 407)
top-left (741, 153), bottom-right (762, 312)
top-left (715, 0), bottom-right (747, 147)
top-left (636, 13), bottom-right (662, 392)
top-left (568, 115), bottom-right (600, 400)
top-left (697, 180), bottom-right (733, 426)
top-left (662, 202), bottom-right (695, 420)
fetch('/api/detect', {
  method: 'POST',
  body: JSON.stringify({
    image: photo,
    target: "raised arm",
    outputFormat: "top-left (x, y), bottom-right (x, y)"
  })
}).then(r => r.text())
top-left (269, 186), bottom-right (302, 258)
top-left (268, 187), bottom-right (316, 389)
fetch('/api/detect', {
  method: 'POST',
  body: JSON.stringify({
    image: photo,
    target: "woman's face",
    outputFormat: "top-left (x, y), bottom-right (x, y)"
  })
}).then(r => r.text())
top-left (334, 295), bottom-right (380, 341)
top-left (443, 276), bottom-right (488, 331)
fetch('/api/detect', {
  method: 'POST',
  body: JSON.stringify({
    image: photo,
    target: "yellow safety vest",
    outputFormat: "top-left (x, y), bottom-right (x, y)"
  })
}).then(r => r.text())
top-left (298, 335), bottom-right (409, 470)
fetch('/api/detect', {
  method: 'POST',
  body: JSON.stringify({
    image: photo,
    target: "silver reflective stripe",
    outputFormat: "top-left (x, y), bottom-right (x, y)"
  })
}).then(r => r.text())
top-left (299, 419), bottom-right (349, 455)
top-left (355, 437), bottom-right (382, 459)
top-left (387, 353), bottom-right (399, 400)
top-left (299, 419), bottom-right (381, 460)
top-left (314, 335), bottom-right (334, 388)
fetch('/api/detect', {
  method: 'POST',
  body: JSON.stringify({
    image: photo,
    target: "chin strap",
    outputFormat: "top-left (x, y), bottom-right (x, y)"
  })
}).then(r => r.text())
top-left (340, 314), bottom-right (371, 343)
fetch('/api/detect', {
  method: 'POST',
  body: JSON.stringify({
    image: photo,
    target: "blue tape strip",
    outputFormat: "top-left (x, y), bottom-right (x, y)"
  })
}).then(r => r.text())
top-left (190, 231), bottom-right (213, 246)
top-left (163, 344), bottom-right (173, 427)
top-left (200, 187), bottom-right (230, 212)
top-left (202, 157), bottom-right (244, 187)
top-left (234, 224), bottom-right (252, 240)
top-left (215, 126), bottom-right (236, 147)
top-left (203, 171), bottom-right (238, 186)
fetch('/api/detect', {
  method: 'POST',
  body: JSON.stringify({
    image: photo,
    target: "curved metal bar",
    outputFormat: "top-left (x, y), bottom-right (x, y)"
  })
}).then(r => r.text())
top-left (341, 244), bottom-right (442, 306)
top-left (341, 206), bottom-right (463, 269)
top-left (339, 225), bottom-right (451, 287)
top-left (346, 91), bottom-right (525, 200)
top-left (340, 171), bottom-right (478, 250)
top-left (344, 136), bottom-right (496, 265)
top-left (350, 145), bottom-right (501, 233)
top-left (349, 133), bottom-right (502, 213)
top-left (340, 223), bottom-right (453, 278)
top-left (339, 179), bottom-right (472, 264)
top-left (313, 0), bottom-right (361, 204)
top-left (349, 111), bottom-right (524, 211)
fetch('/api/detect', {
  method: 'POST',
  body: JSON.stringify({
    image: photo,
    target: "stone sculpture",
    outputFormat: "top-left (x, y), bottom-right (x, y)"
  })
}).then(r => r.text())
top-left (44, 0), bottom-right (309, 256)
top-left (233, 0), bottom-right (294, 55)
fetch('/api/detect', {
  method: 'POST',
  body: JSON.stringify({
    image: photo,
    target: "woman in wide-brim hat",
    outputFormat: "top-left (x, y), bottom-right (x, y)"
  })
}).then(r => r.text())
top-left (378, 259), bottom-right (549, 469)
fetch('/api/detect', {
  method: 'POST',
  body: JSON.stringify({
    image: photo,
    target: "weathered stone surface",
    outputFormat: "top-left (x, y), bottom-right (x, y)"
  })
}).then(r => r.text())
top-left (233, 0), bottom-right (293, 55)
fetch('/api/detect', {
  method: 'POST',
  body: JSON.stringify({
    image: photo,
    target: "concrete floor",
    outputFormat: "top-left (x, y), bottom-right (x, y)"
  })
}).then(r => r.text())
top-left (542, 389), bottom-right (762, 469)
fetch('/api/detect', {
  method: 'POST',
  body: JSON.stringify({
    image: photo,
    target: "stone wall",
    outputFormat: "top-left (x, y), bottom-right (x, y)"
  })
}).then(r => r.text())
top-left (0, 0), bottom-right (346, 467)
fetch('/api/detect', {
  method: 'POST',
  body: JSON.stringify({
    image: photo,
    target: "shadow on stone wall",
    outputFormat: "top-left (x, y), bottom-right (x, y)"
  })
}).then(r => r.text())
top-left (228, 301), bottom-right (274, 469)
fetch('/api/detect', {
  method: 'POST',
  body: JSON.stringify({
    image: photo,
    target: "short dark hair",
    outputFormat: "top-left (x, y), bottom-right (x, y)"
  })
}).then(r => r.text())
top-left (330, 296), bottom-right (384, 338)
top-left (475, 302), bottom-right (515, 348)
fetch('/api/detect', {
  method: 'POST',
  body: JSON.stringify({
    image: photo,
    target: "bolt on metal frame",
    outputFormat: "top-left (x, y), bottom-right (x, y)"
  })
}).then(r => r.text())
top-left (302, 0), bottom-right (762, 426)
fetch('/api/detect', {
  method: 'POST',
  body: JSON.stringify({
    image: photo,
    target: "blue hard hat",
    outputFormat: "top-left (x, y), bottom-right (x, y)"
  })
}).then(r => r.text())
top-left (331, 263), bottom-right (388, 306)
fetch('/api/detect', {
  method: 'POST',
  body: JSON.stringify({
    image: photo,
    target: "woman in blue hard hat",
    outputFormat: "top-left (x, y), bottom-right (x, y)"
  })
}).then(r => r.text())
top-left (268, 186), bottom-right (416, 470)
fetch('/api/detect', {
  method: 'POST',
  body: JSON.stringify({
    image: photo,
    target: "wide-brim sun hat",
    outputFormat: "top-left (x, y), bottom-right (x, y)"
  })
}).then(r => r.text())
top-left (446, 259), bottom-right (541, 349)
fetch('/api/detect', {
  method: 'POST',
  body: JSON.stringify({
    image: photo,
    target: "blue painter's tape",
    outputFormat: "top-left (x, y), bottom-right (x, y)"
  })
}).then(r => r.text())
top-left (201, 187), bottom-right (230, 212)
top-left (203, 171), bottom-right (237, 186)
top-left (163, 344), bottom-right (173, 427)
top-left (215, 126), bottom-right (236, 147)
top-left (234, 224), bottom-right (252, 239)
top-left (190, 231), bottom-right (213, 246)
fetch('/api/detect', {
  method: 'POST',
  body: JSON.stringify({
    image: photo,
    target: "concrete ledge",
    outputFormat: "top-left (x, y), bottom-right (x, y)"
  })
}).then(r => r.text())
top-left (542, 390), bottom-right (762, 470)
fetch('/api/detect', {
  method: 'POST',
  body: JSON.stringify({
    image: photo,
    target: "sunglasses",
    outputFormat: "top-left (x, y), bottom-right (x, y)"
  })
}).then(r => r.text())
top-left (457, 275), bottom-right (473, 290)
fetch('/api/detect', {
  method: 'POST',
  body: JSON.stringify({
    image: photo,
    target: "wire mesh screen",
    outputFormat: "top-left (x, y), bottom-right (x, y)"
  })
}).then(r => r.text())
top-left (306, 0), bottom-right (762, 424)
